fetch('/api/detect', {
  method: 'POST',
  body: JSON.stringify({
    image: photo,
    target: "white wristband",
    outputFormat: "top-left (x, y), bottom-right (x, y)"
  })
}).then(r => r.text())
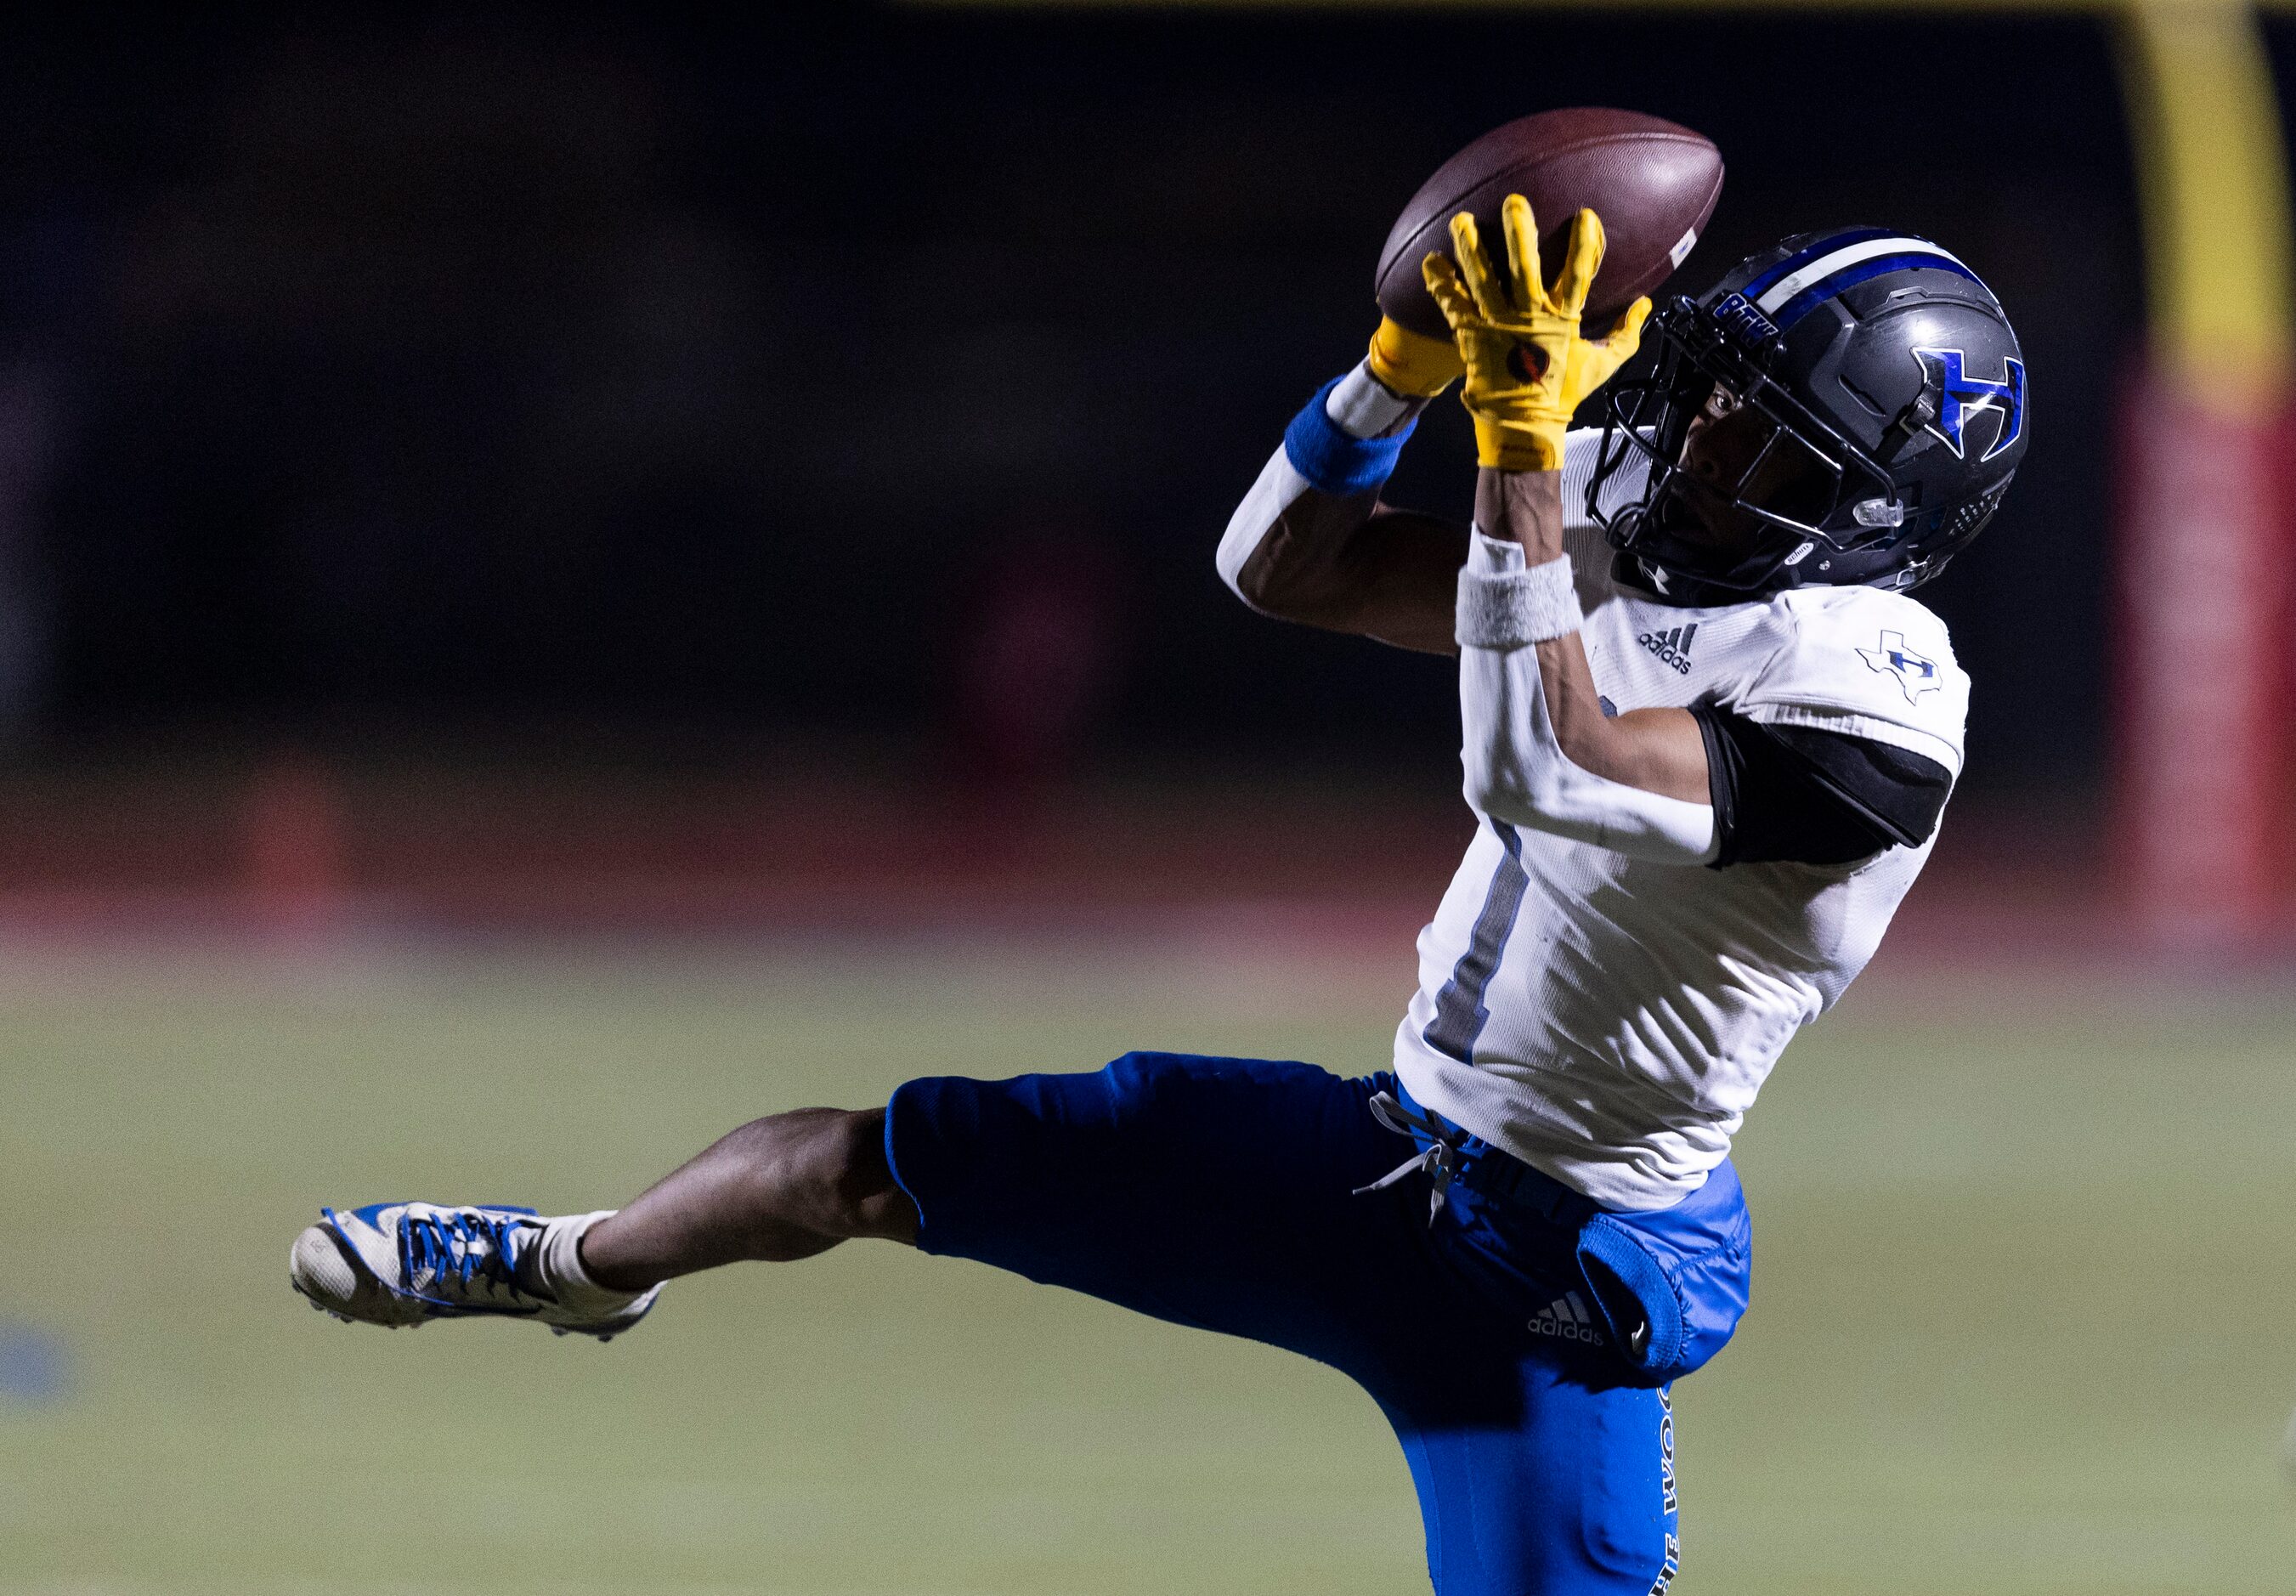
top-left (1458, 549), bottom-right (1581, 649)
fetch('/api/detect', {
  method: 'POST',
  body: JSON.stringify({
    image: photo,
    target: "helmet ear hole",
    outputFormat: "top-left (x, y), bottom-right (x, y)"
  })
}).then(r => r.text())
top-left (1932, 475), bottom-right (2010, 552)
top-left (1942, 477), bottom-right (2009, 541)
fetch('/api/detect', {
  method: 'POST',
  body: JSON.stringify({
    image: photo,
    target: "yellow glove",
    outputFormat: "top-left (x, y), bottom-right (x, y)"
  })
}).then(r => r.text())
top-left (1421, 195), bottom-right (1650, 472)
top-left (1366, 314), bottom-right (1464, 399)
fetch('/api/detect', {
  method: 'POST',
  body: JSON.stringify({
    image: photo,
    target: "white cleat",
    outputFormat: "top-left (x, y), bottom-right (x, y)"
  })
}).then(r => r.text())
top-left (289, 1203), bottom-right (659, 1341)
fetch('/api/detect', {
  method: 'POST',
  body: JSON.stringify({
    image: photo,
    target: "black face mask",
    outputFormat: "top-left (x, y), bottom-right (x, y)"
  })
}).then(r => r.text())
top-left (1586, 298), bottom-right (1914, 604)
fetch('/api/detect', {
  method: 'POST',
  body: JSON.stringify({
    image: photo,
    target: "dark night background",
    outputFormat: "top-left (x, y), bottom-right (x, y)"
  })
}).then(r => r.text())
top-left (0, 7), bottom-right (2147, 802)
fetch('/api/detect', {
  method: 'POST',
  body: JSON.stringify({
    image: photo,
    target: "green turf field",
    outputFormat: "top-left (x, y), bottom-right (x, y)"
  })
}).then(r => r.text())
top-left (1, 943), bottom-right (2292, 1594)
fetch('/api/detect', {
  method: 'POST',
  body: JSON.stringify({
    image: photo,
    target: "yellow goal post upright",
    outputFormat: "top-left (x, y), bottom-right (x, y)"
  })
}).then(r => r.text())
top-left (2117, 0), bottom-right (2293, 946)
top-left (925, 0), bottom-right (2296, 946)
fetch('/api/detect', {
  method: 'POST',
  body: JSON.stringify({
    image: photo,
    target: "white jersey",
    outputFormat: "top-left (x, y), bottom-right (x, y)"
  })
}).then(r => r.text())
top-left (1393, 431), bottom-right (1969, 1211)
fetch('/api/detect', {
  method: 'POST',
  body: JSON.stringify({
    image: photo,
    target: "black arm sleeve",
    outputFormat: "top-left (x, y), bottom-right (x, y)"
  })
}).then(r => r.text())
top-left (1690, 704), bottom-right (1953, 868)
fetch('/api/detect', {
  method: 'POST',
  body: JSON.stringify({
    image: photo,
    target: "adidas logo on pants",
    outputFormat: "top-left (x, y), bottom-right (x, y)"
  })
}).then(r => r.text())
top-left (1529, 1290), bottom-right (1607, 1346)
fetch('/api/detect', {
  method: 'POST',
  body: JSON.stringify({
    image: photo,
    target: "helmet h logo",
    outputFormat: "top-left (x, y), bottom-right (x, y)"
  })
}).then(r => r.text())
top-left (1912, 348), bottom-right (2026, 462)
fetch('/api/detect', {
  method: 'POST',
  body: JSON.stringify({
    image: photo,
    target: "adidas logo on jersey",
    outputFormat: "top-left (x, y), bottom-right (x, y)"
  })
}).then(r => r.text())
top-left (1637, 623), bottom-right (1699, 675)
top-left (1530, 1290), bottom-right (1606, 1346)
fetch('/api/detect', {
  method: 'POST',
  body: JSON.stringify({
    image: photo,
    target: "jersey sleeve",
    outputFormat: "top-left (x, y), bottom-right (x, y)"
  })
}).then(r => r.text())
top-left (1729, 587), bottom-right (1970, 779)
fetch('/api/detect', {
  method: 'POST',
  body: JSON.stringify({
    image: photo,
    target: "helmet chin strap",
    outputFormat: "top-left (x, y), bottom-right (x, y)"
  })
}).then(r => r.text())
top-left (1881, 551), bottom-right (1934, 591)
top-left (1616, 500), bottom-right (1809, 605)
top-left (1877, 381), bottom-right (1942, 465)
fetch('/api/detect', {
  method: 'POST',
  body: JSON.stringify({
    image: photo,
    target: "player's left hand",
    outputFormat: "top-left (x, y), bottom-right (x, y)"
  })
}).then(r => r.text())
top-left (1366, 314), bottom-right (1465, 399)
top-left (1422, 195), bottom-right (1650, 473)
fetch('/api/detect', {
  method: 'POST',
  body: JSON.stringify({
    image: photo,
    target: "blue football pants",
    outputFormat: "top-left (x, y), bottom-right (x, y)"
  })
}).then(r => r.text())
top-left (885, 1052), bottom-right (1688, 1595)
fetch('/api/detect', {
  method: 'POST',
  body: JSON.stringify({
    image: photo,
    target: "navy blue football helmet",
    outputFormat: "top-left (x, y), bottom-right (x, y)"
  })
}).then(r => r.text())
top-left (1586, 228), bottom-right (2027, 603)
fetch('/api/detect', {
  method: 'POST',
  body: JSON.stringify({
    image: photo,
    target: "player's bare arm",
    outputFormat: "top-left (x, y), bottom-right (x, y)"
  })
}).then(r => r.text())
top-left (1219, 314), bottom-right (1470, 653)
top-left (1417, 194), bottom-right (1719, 857)
top-left (1473, 467), bottom-right (1708, 802)
top-left (1230, 478), bottom-right (1466, 654)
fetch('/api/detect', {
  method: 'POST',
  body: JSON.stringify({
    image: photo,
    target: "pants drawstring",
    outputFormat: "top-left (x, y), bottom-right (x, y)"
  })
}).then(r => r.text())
top-left (1353, 1089), bottom-right (1462, 1225)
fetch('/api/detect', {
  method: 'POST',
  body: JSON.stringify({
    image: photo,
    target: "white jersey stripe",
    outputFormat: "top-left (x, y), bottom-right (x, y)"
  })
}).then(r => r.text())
top-left (1753, 236), bottom-right (1969, 317)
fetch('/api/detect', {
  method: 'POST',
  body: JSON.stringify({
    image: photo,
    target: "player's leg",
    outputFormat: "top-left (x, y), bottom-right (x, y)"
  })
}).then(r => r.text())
top-left (1296, 1143), bottom-right (1691, 1595)
top-left (289, 1052), bottom-right (1418, 1350)
top-left (876, 1051), bottom-right (1436, 1367)
top-left (1377, 1355), bottom-right (1682, 1595)
top-left (882, 1053), bottom-right (1697, 1594)
top-left (843, 1052), bottom-right (1683, 1595)
top-left (580, 1106), bottom-right (916, 1282)
top-left (288, 1106), bottom-right (915, 1338)
top-left (293, 1052), bottom-right (1692, 1590)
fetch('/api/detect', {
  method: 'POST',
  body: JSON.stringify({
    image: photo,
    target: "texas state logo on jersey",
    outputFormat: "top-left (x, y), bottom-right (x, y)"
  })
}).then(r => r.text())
top-left (1858, 630), bottom-right (1943, 702)
top-left (1575, 579), bottom-right (1967, 781)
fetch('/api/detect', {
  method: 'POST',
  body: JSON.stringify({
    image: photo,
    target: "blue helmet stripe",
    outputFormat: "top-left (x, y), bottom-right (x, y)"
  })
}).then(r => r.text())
top-left (1756, 238), bottom-right (1968, 317)
top-left (1769, 252), bottom-right (1984, 329)
top-left (1737, 227), bottom-right (1901, 301)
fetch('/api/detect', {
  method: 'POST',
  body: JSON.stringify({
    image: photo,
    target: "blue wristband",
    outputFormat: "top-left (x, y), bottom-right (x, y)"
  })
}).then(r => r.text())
top-left (1282, 376), bottom-right (1415, 495)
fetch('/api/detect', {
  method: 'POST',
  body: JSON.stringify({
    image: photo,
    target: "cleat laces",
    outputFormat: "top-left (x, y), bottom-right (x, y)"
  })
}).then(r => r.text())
top-left (398, 1208), bottom-right (541, 1310)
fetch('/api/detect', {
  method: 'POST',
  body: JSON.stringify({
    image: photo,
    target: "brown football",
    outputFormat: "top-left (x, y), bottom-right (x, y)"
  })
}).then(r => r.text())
top-left (1376, 109), bottom-right (1724, 337)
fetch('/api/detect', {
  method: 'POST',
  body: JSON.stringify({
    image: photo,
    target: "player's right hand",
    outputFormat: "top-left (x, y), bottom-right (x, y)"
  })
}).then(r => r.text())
top-left (1366, 314), bottom-right (1466, 399)
top-left (1422, 195), bottom-right (1649, 473)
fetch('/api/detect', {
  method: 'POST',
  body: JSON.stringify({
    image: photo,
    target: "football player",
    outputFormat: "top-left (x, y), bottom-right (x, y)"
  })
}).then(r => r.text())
top-left (288, 202), bottom-right (2025, 1596)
